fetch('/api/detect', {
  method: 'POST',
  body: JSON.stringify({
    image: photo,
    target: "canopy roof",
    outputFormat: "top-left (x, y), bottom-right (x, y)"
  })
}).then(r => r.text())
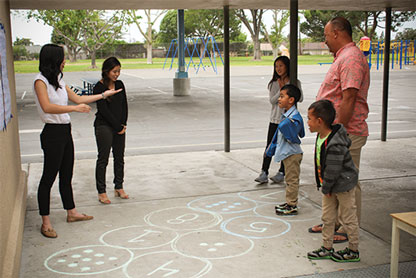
top-left (9, 0), bottom-right (416, 11)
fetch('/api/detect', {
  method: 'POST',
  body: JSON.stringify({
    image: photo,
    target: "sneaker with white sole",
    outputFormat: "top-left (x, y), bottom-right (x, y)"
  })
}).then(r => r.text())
top-left (275, 204), bottom-right (298, 215)
top-left (254, 171), bottom-right (268, 184)
top-left (270, 172), bottom-right (284, 183)
top-left (331, 247), bottom-right (360, 262)
top-left (307, 246), bottom-right (334, 260)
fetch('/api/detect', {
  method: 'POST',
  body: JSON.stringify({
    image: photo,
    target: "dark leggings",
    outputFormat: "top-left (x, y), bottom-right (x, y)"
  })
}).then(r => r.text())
top-left (38, 124), bottom-right (75, 216)
top-left (262, 122), bottom-right (285, 175)
top-left (95, 124), bottom-right (125, 194)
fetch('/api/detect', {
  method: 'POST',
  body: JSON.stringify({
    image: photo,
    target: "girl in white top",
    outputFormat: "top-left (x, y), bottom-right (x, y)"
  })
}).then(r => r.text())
top-left (34, 44), bottom-right (121, 238)
top-left (255, 56), bottom-right (303, 184)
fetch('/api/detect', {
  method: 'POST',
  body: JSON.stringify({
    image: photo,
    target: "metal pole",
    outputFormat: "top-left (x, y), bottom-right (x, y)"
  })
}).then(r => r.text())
top-left (381, 7), bottom-right (391, 141)
top-left (289, 0), bottom-right (298, 84)
top-left (224, 6), bottom-right (230, 152)
top-left (176, 10), bottom-right (187, 78)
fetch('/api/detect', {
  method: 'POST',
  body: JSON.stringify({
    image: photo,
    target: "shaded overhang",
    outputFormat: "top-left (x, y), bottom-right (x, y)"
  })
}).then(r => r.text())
top-left (8, 0), bottom-right (416, 11)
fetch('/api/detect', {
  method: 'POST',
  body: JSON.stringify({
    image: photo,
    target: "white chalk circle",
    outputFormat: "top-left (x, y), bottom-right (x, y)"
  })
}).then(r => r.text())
top-left (173, 230), bottom-right (254, 260)
top-left (144, 206), bottom-right (222, 231)
top-left (254, 202), bottom-right (321, 222)
top-left (238, 189), bottom-right (309, 204)
top-left (124, 251), bottom-right (211, 278)
top-left (187, 195), bottom-right (257, 214)
top-left (221, 215), bottom-right (290, 239)
top-left (44, 245), bottom-right (133, 276)
top-left (99, 225), bottom-right (178, 250)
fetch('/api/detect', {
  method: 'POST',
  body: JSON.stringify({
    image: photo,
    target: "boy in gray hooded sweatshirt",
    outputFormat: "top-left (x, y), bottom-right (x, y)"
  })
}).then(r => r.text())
top-left (306, 100), bottom-right (360, 263)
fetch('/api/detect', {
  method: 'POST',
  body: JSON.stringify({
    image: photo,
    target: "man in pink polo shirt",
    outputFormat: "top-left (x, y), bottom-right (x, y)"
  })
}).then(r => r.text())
top-left (309, 17), bottom-right (370, 243)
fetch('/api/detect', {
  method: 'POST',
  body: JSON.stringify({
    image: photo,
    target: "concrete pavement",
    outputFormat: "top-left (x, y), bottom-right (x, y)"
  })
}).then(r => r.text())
top-left (20, 137), bottom-right (416, 277)
top-left (17, 64), bottom-right (416, 277)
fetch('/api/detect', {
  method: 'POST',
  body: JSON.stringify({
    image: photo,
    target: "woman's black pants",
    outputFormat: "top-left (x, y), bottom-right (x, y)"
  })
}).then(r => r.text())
top-left (38, 123), bottom-right (75, 216)
top-left (262, 122), bottom-right (285, 175)
top-left (95, 124), bottom-right (125, 194)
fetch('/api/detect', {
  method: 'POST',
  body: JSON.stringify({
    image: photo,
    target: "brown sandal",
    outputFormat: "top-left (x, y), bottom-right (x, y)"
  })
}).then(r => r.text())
top-left (98, 193), bottom-right (111, 204)
top-left (41, 226), bottom-right (57, 238)
top-left (67, 213), bottom-right (94, 223)
top-left (114, 189), bottom-right (129, 199)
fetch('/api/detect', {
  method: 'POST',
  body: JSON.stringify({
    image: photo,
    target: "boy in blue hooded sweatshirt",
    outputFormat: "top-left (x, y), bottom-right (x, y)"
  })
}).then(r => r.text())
top-left (266, 84), bottom-right (304, 215)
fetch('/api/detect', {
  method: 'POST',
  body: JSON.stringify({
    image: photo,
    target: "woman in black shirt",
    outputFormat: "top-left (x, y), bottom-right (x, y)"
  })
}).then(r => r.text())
top-left (93, 57), bottom-right (129, 204)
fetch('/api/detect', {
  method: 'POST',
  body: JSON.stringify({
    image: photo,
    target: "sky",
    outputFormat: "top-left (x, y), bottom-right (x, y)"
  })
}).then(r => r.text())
top-left (10, 10), bottom-right (416, 46)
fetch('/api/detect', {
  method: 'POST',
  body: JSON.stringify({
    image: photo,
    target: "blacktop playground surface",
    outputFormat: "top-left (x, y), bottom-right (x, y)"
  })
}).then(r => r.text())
top-left (18, 65), bottom-right (416, 277)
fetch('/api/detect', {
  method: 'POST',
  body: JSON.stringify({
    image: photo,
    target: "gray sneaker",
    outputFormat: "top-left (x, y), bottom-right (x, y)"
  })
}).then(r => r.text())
top-left (254, 171), bottom-right (268, 184)
top-left (270, 172), bottom-right (285, 183)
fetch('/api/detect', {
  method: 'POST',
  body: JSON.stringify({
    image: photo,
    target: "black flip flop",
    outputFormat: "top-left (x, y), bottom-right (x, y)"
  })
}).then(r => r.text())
top-left (308, 223), bottom-right (323, 233)
top-left (333, 232), bottom-right (349, 244)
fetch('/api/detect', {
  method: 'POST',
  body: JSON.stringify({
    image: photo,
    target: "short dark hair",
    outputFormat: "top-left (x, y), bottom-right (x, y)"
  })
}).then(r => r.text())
top-left (281, 84), bottom-right (301, 104)
top-left (330, 16), bottom-right (352, 38)
top-left (308, 100), bottom-right (336, 127)
top-left (39, 44), bottom-right (65, 90)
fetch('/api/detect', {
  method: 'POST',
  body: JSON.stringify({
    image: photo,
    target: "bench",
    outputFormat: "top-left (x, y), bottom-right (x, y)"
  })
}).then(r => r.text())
top-left (390, 211), bottom-right (416, 278)
top-left (69, 85), bottom-right (89, 96)
top-left (81, 78), bottom-right (99, 95)
top-left (317, 62), bottom-right (332, 66)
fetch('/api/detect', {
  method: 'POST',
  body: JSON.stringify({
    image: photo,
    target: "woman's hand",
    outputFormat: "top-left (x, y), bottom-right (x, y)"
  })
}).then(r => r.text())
top-left (103, 88), bottom-right (123, 99)
top-left (118, 125), bottom-right (127, 135)
top-left (74, 104), bottom-right (91, 113)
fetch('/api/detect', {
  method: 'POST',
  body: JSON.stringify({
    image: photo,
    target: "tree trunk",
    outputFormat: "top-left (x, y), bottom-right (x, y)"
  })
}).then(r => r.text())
top-left (90, 51), bottom-right (97, 69)
top-left (68, 47), bottom-right (77, 62)
top-left (253, 39), bottom-right (261, 61)
top-left (272, 48), bottom-right (278, 59)
top-left (146, 42), bottom-right (153, 64)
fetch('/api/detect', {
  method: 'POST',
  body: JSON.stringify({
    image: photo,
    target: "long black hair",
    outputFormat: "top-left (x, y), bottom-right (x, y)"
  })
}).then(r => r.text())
top-left (39, 44), bottom-right (64, 90)
top-left (268, 56), bottom-right (290, 89)
top-left (101, 57), bottom-right (121, 88)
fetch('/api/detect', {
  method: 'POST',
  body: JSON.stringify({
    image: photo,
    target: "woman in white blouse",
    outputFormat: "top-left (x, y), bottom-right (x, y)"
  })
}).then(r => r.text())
top-left (33, 44), bottom-right (121, 238)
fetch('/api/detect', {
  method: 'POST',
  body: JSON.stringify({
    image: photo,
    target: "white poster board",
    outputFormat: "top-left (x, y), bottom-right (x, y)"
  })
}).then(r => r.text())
top-left (0, 22), bottom-right (12, 130)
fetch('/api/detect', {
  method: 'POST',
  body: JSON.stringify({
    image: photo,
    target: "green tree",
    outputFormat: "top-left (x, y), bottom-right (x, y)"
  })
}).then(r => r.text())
top-left (27, 10), bottom-right (125, 67)
top-left (157, 10), bottom-right (177, 44)
top-left (126, 9), bottom-right (167, 64)
top-left (395, 28), bottom-right (416, 41)
top-left (80, 10), bottom-right (126, 68)
top-left (301, 10), bottom-right (416, 42)
top-left (13, 45), bottom-right (28, 60)
top-left (262, 10), bottom-right (290, 58)
top-left (236, 9), bottom-right (265, 60)
top-left (28, 10), bottom-right (85, 62)
top-left (158, 10), bottom-right (243, 44)
top-left (300, 10), bottom-right (340, 42)
top-left (13, 37), bottom-right (33, 46)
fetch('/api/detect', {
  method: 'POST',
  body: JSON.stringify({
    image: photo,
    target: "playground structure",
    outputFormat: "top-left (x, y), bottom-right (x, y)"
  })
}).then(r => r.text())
top-left (368, 39), bottom-right (416, 70)
top-left (163, 36), bottom-right (224, 74)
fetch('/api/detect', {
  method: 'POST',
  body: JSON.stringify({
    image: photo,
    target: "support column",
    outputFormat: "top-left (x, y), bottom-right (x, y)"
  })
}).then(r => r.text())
top-left (224, 6), bottom-right (230, 152)
top-left (173, 9), bottom-right (190, 96)
top-left (289, 0), bottom-right (298, 84)
top-left (381, 7), bottom-right (391, 141)
top-left (0, 2), bottom-right (27, 278)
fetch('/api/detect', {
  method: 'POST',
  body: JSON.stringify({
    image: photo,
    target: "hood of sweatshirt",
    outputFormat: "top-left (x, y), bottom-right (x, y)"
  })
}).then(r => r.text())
top-left (326, 124), bottom-right (351, 150)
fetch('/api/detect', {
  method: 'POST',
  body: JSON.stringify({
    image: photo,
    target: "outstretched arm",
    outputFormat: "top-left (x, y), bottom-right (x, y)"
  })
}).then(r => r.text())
top-left (67, 85), bottom-right (122, 104)
top-left (35, 80), bottom-right (90, 114)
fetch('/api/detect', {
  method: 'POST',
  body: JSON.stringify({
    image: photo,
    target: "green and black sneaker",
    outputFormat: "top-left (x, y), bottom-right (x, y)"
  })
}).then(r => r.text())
top-left (331, 247), bottom-right (360, 262)
top-left (307, 246), bottom-right (334, 260)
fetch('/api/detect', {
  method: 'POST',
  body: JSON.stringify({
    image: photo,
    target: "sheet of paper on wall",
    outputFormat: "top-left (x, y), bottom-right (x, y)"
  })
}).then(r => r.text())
top-left (0, 22), bottom-right (12, 131)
